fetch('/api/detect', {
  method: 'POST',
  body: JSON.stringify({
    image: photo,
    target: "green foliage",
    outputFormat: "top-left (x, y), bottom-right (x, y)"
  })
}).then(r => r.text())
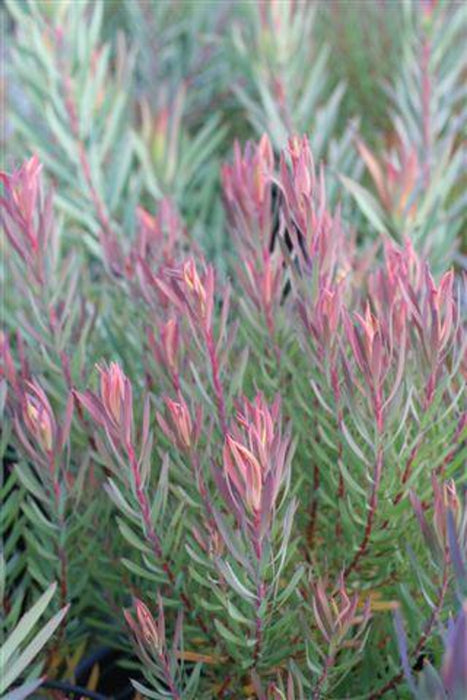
top-left (1, 582), bottom-right (68, 698)
top-left (2, 1), bottom-right (466, 698)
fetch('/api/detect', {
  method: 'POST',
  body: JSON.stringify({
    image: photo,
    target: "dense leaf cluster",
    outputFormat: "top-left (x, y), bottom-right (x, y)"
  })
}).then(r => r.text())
top-left (1, 1), bottom-right (466, 699)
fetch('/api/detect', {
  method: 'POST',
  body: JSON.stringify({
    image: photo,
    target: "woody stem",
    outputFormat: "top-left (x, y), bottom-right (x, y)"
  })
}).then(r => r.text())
top-left (253, 512), bottom-right (265, 668)
top-left (126, 443), bottom-right (212, 641)
top-left (344, 445), bottom-right (383, 578)
top-left (205, 328), bottom-right (228, 437)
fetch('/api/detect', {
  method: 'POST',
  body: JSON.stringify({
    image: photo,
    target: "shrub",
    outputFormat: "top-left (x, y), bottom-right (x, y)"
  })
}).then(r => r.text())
top-left (2, 1), bottom-right (466, 698)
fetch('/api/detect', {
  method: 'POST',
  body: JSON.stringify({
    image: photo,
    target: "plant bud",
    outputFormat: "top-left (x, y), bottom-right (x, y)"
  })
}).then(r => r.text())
top-left (100, 362), bottom-right (127, 424)
top-left (224, 434), bottom-right (263, 513)
top-left (162, 397), bottom-right (193, 451)
top-left (135, 599), bottom-right (161, 651)
top-left (23, 382), bottom-right (56, 453)
top-left (24, 396), bottom-right (53, 452)
top-left (183, 259), bottom-right (207, 318)
top-left (161, 318), bottom-right (179, 375)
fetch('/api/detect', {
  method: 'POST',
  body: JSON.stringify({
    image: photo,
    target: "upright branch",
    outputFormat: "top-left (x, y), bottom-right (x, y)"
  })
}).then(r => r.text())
top-left (11, 376), bottom-right (74, 626)
top-left (215, 393), bottom-right (294, 675)
top-left (1, 156), bottom-right (52, 289)
top-left (55, 29), bottom-right (116, 246)
top-left (310, 573), bottom-right (371, 698)
top-left (155, 258), bottom-right (229, 436)
top-left (344, 447), bottom-right (384, 578)
top-left (222, 135), bottom-right (285, 362)
top-left (76, 363), bottom-right (211, 640)
top-left (125, 596), bottom-right (183, 700)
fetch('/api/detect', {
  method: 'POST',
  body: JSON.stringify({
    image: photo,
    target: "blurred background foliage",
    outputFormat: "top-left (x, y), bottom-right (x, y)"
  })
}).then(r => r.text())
top-left (2, 1), bottom-right (466, 697)
top-left (5, 0), bottom-right (464, 275)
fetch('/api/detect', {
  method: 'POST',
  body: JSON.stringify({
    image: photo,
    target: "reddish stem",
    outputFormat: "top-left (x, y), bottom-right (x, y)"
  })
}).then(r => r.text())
top-left (217, 675), bottom-right (233, 697)
top-left (369, 559), bottom-right (449, 699)
top-left (336, 436), bottom-right (344, 538)
top-left (438, 413), bottom-right (466, 477)
top-left (126, 444), bottom-right (211, 640)
top-left (205, 328), bottom-right (227, 436)
top-left (307, 463), bottom-right (320, 552)
top-left (48, 468), bottom-right (68, 658)
top-left (50, 465), bottom-right (68, 611)
top-left (393, 439), bottom-right (422, 505)
top-left (158, 652), bottom-right (181, 700)
top-left (313, 653), bottom-right (335, 700)
top-left (253, 512), bottom-right (265, 668)
top-left (344, 447), bottom-right (383, 578)
top-left (190, 449), bottom-right (216, 536)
